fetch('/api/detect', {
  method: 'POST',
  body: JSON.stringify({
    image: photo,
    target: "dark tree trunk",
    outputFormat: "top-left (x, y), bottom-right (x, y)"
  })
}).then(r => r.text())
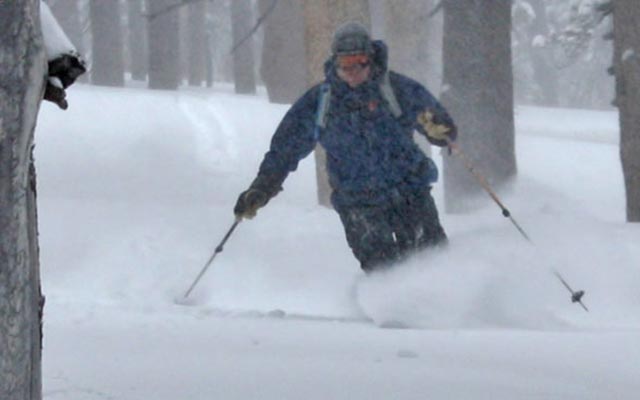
top-left (188, 0), bottom-right (208, 87)
top-left (127, 0), bottom-right (147, 81)
top-left (259, 0), bottom-right (306, 103)
top-left (89, 0), bottom-right (125, 86)
top-left (384, 0), bottom-right (432, 86)
top-left (147, 0), bottom-right (180, 90)
top-left (441, 0), bottom-right (516, 213)
top-left (231, 0), bottom-right (257, 94)
top-left (0, 1), bottom-right (46, 399)
top-left (613, 0), bottom-right (640, 222)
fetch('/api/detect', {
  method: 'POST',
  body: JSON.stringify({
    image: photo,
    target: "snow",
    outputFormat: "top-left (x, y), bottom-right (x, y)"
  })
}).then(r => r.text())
top-left (40, 1), bottom-right (76, 60)
top-left (35, 84), bottom-right (640, 399)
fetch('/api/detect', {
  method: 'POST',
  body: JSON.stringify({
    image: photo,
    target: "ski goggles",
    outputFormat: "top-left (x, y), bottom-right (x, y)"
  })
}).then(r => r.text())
top-left (337, 54), bottom-right (371, 72)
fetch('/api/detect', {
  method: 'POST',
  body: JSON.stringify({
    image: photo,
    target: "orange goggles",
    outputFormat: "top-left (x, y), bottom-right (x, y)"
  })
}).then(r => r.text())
top-left (337, 54), bottom-right (370, 70)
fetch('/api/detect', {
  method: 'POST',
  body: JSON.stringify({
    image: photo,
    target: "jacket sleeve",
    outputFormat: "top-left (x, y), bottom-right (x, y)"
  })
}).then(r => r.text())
top-left (41, 1), bottom-right (87, 109)
top-left (250, 86), bottom-right (320, 197)
top-left (390, 72), bottom-right (457, 147)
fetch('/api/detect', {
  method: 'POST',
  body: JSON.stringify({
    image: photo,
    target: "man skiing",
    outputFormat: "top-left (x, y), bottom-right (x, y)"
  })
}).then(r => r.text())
top-left (234, 22), bottom-right (457, 272)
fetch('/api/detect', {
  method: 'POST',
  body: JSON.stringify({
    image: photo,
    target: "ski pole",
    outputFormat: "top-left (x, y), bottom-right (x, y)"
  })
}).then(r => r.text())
top-left (446, 138), bottom-right (530, 241)
top-left (182, 218), bottom-right (241, 299)
top-left (445, 138), bottom-right (588, 312)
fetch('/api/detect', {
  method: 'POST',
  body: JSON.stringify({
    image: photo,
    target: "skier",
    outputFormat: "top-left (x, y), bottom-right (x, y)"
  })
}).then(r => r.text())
top-left (234, 22), bottom-right (457, 272)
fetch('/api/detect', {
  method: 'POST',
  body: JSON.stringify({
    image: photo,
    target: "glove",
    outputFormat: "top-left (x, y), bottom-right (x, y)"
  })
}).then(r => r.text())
top-left (43, 53), bottom-right (86, 109)
top-left (44, 78), bottom-right (68, 109)
top-left (48, 53), bottom-right (87, 88)
top-left (234, 188), bottom-right (269, 219)
top-left (417, 110), bottom-right (456, 146)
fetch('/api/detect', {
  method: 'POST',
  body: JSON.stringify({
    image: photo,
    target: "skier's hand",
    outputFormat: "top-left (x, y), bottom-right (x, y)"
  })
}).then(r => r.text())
top-left (417, 110), bottom-right (457, 146)
top-left (43, 53), bottom-right (86, 110)
top-left (43, 79), bottom-right (68, 110)
top-left (234, 188), bottom-right (269, 219)
top-left (48, 53), bottom-right (87, 89)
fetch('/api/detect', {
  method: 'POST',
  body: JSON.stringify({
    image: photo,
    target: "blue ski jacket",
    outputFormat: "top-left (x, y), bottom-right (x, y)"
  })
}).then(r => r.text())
top-left (254, 40), bottom-right (456, 209)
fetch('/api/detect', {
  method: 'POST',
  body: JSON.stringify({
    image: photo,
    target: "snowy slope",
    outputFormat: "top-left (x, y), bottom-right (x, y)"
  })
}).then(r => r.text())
top-left (35, 84), bottom-right (640, 399)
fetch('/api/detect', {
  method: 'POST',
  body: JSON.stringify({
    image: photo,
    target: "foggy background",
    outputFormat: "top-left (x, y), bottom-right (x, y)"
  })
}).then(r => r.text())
top-left (46, 0), bottom-right (615, 110)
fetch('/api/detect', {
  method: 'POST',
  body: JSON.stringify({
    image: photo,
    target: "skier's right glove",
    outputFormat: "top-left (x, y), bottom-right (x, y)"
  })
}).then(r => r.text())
top-left (234, 188), bottom-right (269, 220)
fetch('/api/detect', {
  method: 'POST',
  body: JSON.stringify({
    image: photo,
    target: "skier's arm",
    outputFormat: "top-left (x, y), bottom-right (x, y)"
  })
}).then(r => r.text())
top-left (392, 73), bottom-right (457, 147)
top-left (41, 1), bottom-right (87, 110)
top-left (234, 88), bottom-right (319, 219)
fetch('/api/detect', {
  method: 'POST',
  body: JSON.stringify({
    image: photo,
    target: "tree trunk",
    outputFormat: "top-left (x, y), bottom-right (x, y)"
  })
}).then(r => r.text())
top-left (127, 0), bottom-right (147, 81)
top-left (613, 0), bottom-right (640, 222)
top-left (259, 0), bottom-right (306, 104)
top-left (231, 0), bottom-right (257, 94)
top-left (528, 0), bottom-right (559, 107)
top-left (187, 0), bottom-right (208, 87)
top-left (441, 0), bottom-right (516, 213)
top-left (147, 0), bottom-right (180, 90)
top-left (0, 1), bottom-right (46, 399)
top-left (302, 0), bottom-right (370, 207)
top-left (89, 0), bottom-right (125, 86)
top-left (383, 0), bottom-right (432, 86)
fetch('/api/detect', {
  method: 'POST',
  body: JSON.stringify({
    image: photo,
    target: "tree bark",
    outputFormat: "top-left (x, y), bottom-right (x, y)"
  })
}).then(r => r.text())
top-left (528, 0), bottom-right (559, 106)
top-left (231, 0), bottom-right (257, 94)
top-left (127, 0), bottom-right (147, 81)
top-left (187, 0), bottom-right (208, 86)
top-left (613, 0), bottom-right (640, 222)
top-left (302, 0), bottom-right (370, 207)
top-left (383, 0), bottom-right (432, 86)
top-left (0, 0), bottom-right (46, 399)
top-left (441, 0), bottom-right (516, 213)
top-left (259, 0), bottom-right (307, 104)
top-left (147, 0), bottom-right (180, 90)
top-left (89, 0), bottom-right (125, 86)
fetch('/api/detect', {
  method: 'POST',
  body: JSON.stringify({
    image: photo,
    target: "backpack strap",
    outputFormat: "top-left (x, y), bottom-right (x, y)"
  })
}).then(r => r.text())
top-left (380, 72), bottom-right (402, 118)
top-left (315, 83), bottom-right (332, 129)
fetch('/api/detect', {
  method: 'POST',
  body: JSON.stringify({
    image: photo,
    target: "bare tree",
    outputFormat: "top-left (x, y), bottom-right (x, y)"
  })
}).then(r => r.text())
top-left (187, 0), bottom-right (209, 86)
top-left (259, 0), bottom-right (306, 103)
top-left (89, 0), bottom-right (125, 86)
top-left (0, 1), bottom-right (46, 399)
top-left (231, 0), bottom-right (257, 94)
top-left (613, 0), bottom-right (640, 221)
top-left (383, 0), bottom-right (432, 86)
top-left (127, 0), bottom-right (148, 81)
top-left (302, 0), bottom-right (371, 206)
top-left (148, 0), bottom-right (181, 90)
top-left (441, 0), bottom-right (516, 213)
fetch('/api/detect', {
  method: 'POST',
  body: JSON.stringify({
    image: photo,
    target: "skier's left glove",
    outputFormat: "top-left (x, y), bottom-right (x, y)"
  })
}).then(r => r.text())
top-left (234, 188), bottom-right (269, 220)
top-left (417, 110), bottom-right (457, 147)
top-left (43, 53), bottom-right (87, 110)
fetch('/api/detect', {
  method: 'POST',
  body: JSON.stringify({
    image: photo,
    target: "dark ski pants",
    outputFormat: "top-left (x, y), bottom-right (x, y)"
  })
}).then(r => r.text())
top-left (336, 187), bottom-right (447, 272)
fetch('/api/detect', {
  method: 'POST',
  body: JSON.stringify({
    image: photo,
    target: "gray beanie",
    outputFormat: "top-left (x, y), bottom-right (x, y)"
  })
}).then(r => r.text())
top-left (331, 21), bottom-right (372, 55)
